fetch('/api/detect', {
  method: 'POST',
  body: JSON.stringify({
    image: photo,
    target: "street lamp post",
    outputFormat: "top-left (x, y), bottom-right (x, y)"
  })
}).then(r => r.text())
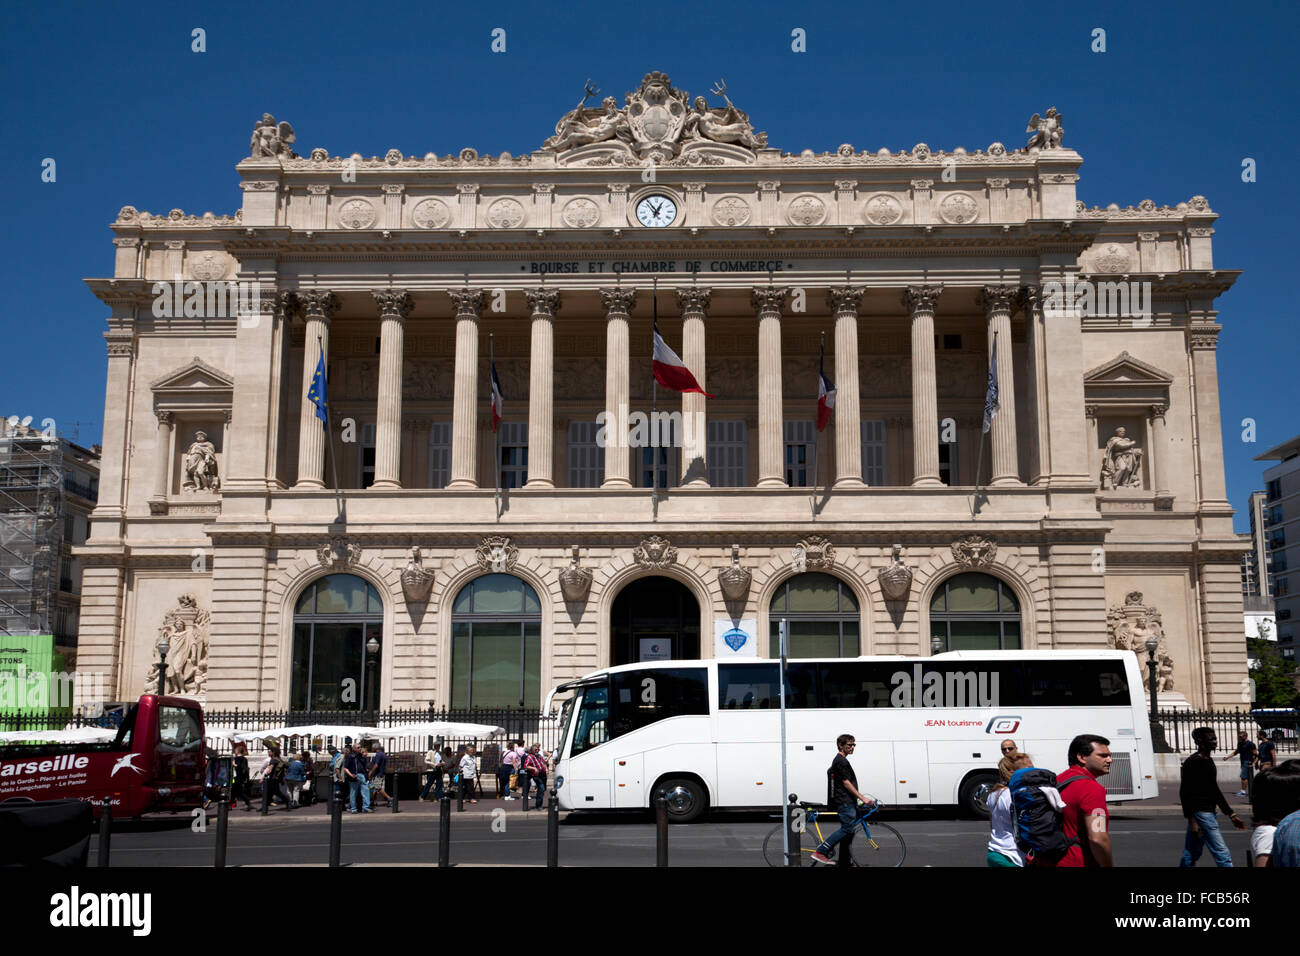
top-left (366, 636), bottom-right (379, 726)
top-left (155, 635), bottom-right (170, 696)
top-left (1145, 636), bottom-right (1159, 719)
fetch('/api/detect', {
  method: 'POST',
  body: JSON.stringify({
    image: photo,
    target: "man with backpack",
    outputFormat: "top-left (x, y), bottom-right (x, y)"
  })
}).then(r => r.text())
top-left (810, 734), bottom-right (875, 866)
top-left (1024, 733), bottom-right (1113, 867)
top-left (1180, 726), bottom-right (1245, 866)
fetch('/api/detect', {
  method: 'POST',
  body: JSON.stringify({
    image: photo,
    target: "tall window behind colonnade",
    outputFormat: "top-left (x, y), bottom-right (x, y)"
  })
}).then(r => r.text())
top-left (930, 572), bottom-right (1021, 651)
top-left (291, 574), bottom-right (383, 711)
top-left (450, 574), bottom-right (541, 708)
top-left (768, 572), bottom-right (860, 657)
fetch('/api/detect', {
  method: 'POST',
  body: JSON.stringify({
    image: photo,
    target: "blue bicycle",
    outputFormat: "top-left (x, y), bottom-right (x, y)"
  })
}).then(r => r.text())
top-left (762, 801), bottom-right (906, 867)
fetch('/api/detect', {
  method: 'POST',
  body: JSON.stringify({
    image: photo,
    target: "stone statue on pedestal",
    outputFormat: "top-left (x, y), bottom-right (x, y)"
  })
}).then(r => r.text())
top-left (1026, 108), bottom-right (1064, 150)
top-left (249, 114), bottom-right (297, 159)
top-left (182, 431), bottom-right (220, 492)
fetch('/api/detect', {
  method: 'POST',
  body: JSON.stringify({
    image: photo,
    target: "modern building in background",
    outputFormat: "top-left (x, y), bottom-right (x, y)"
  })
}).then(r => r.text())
top-left (0, 417), bottom-right (100, 664)
top-left (77, 72), bottom-right (1248, 712)
top-left (1242, 489), bottom-right (1272, 597)
top-left (1255, 434), bottom-right (1300, 662)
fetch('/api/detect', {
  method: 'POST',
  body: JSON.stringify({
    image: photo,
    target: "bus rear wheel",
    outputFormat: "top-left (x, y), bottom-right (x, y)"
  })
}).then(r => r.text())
top-left (653, 777), bottom-right (707, 823)
top-left (958, 772), bottom-right (999, 819)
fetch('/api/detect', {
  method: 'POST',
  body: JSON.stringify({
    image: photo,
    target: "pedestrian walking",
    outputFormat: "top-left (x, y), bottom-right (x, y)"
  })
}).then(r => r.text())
top-left (1032, 733), bottom-right (1113, 868)
top-left (459, 744), bottom-right (479, 803)
top-left (1257, 731), bottom-right (1277, 772)
top-left (997, 739), bottom-right (1021, 783)
top-left (1249, 759), bottom-right (1300, 867)
top-left (809, 734), bottom-right (875, 866)
top-left (346, 742), bottom-right (372, 812)
top-left (986, 752), bottom-right (1034, 867)
top-left (284, 752), bottom-right (307, 808)
top-left (1222, 730), bottom-right (1257, 797)
top-left (299, 750), bottom-right (316, 806)
top-left (231, 739), bottom-right (254, 811)
top-left (369, 742), bottom-right (391, 807)
top-left (1180, 727), bottom-right (1245, 866)
top-left (260, 746), bottom-right (290, 809)
top-left (521, 743), bottom-right (547, 809)
top-left (420, 745), bottom-right (444, 801)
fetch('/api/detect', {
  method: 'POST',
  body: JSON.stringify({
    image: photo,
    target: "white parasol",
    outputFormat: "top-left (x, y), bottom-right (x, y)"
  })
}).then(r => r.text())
top-left (375, 721), bottom-right (506, 739)
top-left (0, 726), bottom-right (119, 744)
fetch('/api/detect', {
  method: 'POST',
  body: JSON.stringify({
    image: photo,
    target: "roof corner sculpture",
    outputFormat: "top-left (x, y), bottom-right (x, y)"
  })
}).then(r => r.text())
top-left (249, 113), bottom-right (298, 159)
top-left (1025, 108), bottom-right (1064, 150)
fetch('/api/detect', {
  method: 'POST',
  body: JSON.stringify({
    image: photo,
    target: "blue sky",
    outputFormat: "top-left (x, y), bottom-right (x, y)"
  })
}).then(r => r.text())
top-left (1, 0), bottom-right (1295, 531)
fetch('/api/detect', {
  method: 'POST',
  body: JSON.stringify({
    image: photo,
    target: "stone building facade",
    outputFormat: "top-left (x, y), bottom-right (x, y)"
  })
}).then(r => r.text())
top-left (76, 74), bottom-right (1247, 712)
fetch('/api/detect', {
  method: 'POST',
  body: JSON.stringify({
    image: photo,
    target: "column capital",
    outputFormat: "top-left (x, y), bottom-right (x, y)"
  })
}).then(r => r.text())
top-left (977, 284), bottom-right (1019, 316)
top-left (1149, 403), bottom-right (1168, 421)
top-left (457, 183), bottom-right (480, 195)
top-left (381, 184), bottom-right (405, 195)
top-left (1085, 403), bottom-right (1099, 419)
top-left (903, 285), bottom-right (942, 315)
top-left (155, 409), bottom-right (173, 426)
top-left (297, 290), bottom-right (339, 323)
top-left (449, 287), bottom-right (485, 316)
top-left (1188, 325), bottom-right (1220, 351)
top-left (599, 287), bottom-right (638, 315)
top-left (826, 286), bottom-right (865, 315)
top-left (105, 331), bottom-right (135, 357)
top-left (373, 289), bottom-right (414, 319)
top-left (750, 287), bottom-right (789, 315)
top-left (1015, 285), bottom-right (1040, 316)
top-left (675, 287), bottom-right (711, 315)
top-left (524, 288), bottom-right (562, 316)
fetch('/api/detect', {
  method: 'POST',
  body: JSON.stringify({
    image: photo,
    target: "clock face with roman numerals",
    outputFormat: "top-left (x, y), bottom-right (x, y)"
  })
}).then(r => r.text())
top-left (636, 195), bottom-right (678, 227)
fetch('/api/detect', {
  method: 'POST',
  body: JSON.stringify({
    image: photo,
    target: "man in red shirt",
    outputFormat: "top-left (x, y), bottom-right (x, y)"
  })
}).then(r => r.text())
top-left (1051, 733), bottom-right (1115, 867)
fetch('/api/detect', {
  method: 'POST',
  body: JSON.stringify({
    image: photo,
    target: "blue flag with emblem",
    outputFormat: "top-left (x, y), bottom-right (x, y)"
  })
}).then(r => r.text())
top-left (982, 334), bottom-right (999, 434)
top-left (308, 349), bottom-right (328, 426)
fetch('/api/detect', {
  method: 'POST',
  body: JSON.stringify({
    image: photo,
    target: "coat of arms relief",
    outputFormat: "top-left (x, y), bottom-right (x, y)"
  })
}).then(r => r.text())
top-left (543, 73), bottom-right (768, 167)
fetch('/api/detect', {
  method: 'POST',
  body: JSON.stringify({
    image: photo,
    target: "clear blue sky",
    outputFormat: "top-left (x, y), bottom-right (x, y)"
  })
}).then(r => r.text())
top-left (2, 0), bottom-right (1295, 531)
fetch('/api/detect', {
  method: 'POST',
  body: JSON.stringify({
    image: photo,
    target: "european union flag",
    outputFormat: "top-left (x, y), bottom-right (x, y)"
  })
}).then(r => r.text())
top-left (308, 351), bottom-right (328, 426)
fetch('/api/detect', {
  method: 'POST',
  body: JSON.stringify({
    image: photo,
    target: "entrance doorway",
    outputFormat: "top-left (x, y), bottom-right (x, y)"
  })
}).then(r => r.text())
top-left (610, 576), bottom-right (700, 666)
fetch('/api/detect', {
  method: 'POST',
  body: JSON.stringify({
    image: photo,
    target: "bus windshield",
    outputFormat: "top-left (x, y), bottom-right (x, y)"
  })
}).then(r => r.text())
top-left (569, 667), bottom-right (710, 756)
top-left (571, 683), bottom-right (609, 756)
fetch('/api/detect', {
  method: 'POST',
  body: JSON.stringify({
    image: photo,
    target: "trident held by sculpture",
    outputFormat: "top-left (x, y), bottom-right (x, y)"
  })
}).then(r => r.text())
top-left (710, 79), bottom-right (736, 111)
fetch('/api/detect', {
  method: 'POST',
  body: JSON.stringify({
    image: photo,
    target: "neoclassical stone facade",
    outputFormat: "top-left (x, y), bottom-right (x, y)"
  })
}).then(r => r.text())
top-left (76, 73), bottom-right (1247, 711)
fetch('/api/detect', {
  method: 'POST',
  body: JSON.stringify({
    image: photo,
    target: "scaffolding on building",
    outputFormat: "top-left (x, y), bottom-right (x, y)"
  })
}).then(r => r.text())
top-left (0, 426), bottom-right (63, 636)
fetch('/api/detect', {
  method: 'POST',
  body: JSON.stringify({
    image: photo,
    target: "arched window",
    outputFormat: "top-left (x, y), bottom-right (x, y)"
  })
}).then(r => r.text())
top-left (930, 572), bottom-right (1021, 651)
top-left (291, 574), bottom-right (383, 711)
top-left (451, 574), bottom-right (542, 709)
top-left (768, 572), bottom-right (860, 657)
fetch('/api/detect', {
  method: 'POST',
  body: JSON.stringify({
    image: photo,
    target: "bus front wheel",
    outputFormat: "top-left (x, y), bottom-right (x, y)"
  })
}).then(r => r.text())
top-left (958, 772), bottom-right (999, 819)
top-left (653, 777), bottom-right (707, 824)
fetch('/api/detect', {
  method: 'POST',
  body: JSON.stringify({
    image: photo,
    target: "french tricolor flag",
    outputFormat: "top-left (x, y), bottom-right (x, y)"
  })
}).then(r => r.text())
top-left (816, 339), bottom-right (836, 432)
top-left (490, 360), bottom-right (504, 433)
top-left (652, 315), bottom-right (712, 397)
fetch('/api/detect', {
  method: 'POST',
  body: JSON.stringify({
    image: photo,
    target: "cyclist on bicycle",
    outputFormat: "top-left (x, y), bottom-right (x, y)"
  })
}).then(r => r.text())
top-left (811, 733), bottom-right (875, 865)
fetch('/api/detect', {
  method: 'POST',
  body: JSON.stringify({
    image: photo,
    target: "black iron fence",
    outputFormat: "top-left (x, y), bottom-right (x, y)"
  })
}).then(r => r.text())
top-left (1155, 709), bottom-right (1299, 755)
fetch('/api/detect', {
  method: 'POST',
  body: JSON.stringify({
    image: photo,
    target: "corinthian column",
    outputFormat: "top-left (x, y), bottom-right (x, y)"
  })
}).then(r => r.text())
top-left (600, 288), bottom-right (637, 487)
top-left (294, 291), bottom-right (339, 488)
top-left (904, 285), bottom-right (942, 486)
top-left (676, 287), bottom-right (711, 485)
top-left (752, 287), bottom-right (789, 487)
top-left (979, 285), bottom-right (1020, 485)
top-left (149, 410), bottom-right (173, 509)
top-left (524, 288), bottom-right (561, 488)
top-left (372, 289), bottom-right (413, 489)
top-left (447, 288), bottom-right (484, 488)
top-left (827, 286), bottom-right (865, 486)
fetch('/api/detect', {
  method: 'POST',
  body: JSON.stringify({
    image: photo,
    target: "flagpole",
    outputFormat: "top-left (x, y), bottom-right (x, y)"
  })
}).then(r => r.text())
top-left (491, 333), bottom-right (500, 521)
top-left (812, 331), bottom-right (823, 519)
top-left (318, 335), bottom-right (344, 525)
top-left (652, 277), bottom-right (659, 521)
top-left (970, 330), bottom-right (997, 518)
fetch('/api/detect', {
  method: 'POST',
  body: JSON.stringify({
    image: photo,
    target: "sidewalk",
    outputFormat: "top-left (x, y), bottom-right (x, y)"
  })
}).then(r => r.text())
top-left (220, 792), bottom-right (554, 824)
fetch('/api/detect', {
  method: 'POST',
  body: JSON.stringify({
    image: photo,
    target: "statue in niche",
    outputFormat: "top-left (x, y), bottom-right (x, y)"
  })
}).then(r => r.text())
top-left (1101, 426), bottom-right (1143, 490)
top-left (144, 594), bottom-right (210, 697)
top-left (182, 431), bottom-right (220, 492)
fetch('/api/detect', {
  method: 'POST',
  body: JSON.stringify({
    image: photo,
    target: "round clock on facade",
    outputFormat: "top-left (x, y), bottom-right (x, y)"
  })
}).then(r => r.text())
top-left (636, 194), bottom-right (678, 227)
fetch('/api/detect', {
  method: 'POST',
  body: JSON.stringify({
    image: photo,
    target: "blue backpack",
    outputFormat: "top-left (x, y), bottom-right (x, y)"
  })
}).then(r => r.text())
top-left (1008, 768), bottom-right (1082, 864)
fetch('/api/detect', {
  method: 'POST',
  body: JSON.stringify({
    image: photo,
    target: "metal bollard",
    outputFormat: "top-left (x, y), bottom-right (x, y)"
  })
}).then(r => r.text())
top-left (457, 779), bottom-right (465, 812)
top-left (214, 786), bottom-right (230, 868)
top-left (328, 788), bottom-right (343, 867)
top-left (522, 776), bottom-right (529, 813)
top-left (786, 793), bottom-right (802, 867)
top-left (438, 793), bottom-right (451, 868)
top-left (546, 787), bottom-right (559, 868)
top-left (655, 795), bottom-right (669, 867)
top-left (260, 774), bottom-right (270, 815)
top-left (97, 797), bottom-right (112, 868)
top-left (391, 774), bottom-right (399, 814)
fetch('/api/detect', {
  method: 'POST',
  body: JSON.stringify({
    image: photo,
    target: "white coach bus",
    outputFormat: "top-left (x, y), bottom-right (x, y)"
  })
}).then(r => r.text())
top-left (545, 650), bottom-right (1158, 821)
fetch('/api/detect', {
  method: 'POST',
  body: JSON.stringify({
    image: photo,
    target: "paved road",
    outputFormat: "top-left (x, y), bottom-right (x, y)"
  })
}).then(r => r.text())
top-left (89, 803), bottom-right (1256, 867)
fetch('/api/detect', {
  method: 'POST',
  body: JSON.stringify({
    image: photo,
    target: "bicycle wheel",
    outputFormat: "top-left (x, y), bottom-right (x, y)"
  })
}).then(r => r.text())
top-left (846, 821), bottom-right (906, 867)
top-left (762, 823), bottom-right (796, 867)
